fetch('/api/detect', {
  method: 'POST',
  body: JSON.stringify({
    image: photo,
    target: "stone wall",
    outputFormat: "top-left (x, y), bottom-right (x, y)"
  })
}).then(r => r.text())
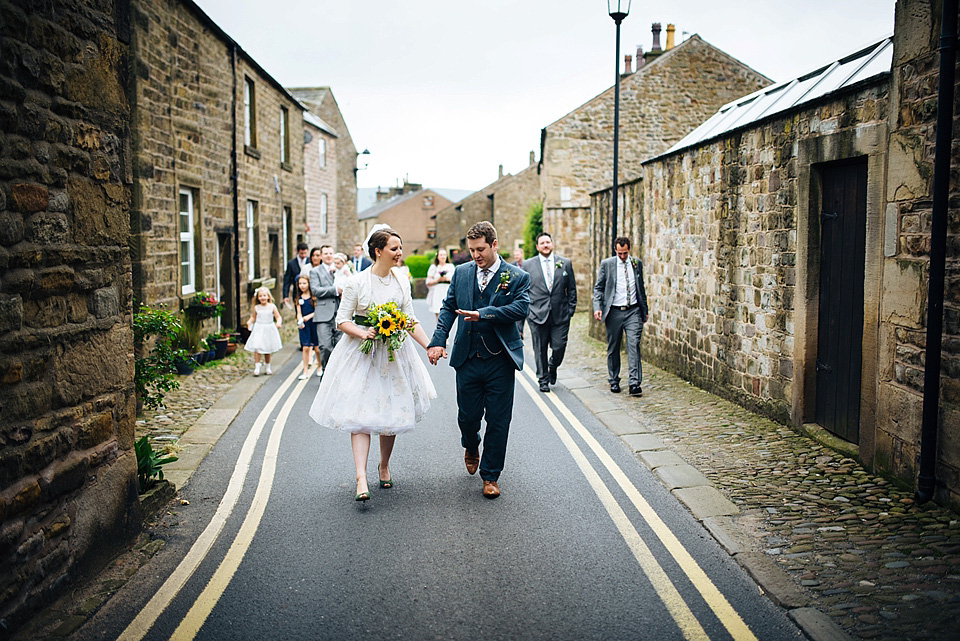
top-left (289, 88), bottom-right (360, 251)
top-left (234, 56), bottom-right (305, 303)
top-left (129, 0), bottom-right (305, 322)
top-left (542, 35), bottom-right (770, 313)
top-left (0, 0), bottom-right (140, 629)
top-left (877, 0), bottom-right (960, 507)
top-left (636, 82), bottom-right (890, 424)
top-left (541, 35), bottom-right (769, 213)
top-left (303, 120), bottom-right (338, 252)
top-left (435, 159), bottom-right (540, 257)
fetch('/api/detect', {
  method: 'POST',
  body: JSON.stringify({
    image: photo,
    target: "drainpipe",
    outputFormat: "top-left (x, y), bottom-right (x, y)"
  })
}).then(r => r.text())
top-left (916, 0), bottom-right (957, 505)
top-left (231, 44), bottom-right (242, 332)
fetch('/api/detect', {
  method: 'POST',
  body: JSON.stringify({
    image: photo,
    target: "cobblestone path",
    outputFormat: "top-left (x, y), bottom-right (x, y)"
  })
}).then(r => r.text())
top-left (562, 314), bottom-right (960, 641)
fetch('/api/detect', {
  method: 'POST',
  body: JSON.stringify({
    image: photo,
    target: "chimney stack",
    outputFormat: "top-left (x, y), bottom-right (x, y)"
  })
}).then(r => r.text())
top-left (498, 164), bottom-right (503, 179)
top-left (624, 54), bottom-right (633, 75)
top-left (651, 23), bottom-right (662, 52)
top-left (529, 150), bottom-right (535, 166)
top-left (665, 24), bottom-right (675, 50)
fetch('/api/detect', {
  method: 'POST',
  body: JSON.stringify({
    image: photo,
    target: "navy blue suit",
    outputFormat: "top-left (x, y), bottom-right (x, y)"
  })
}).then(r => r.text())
top-left (428, 260), bottom-right (530, 481)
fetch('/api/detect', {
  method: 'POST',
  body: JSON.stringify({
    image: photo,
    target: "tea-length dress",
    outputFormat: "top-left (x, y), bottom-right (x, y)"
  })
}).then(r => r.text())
top-left (308, 267), bottom-right (436, 435)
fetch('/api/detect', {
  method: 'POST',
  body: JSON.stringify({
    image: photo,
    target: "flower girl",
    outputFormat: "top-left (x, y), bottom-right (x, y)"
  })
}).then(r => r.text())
top-left (244, 286), bottom-right (282, 375)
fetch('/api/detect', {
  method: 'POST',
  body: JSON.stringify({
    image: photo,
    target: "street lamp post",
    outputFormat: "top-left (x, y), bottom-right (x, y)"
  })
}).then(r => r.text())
top-left (608, 0), bottom-right (631, 255)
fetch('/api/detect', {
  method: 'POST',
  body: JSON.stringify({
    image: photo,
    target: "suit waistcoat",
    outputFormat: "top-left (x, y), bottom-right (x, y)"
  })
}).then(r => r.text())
top-left (467, 281), bottom-right (503, 359)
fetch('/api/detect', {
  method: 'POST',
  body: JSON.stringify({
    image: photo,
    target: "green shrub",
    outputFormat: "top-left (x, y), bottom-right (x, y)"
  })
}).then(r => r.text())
top-left (134, 305), bottom-right (188, 411)
top-left (405, 255), bottom-right (431, 279)
top-left (522, 200), bottom-right (543, 259)
top-left (135, 436), bottom-right (178, 493)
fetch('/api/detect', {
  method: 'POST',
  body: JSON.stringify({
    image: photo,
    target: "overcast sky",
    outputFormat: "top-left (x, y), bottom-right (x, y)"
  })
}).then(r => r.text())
top-left (193, 0), bottom-right (896, 193)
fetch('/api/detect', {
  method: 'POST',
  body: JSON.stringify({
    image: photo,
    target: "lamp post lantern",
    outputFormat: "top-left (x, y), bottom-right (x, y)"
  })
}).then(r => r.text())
top-left (608, 0), bottom-right (631, 255)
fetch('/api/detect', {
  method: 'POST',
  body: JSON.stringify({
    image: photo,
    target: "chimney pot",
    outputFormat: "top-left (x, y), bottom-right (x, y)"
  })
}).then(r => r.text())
top-left (624, 54), bottom-right (632, 74)
top-left (529, 150), bottom-right (535, 165)
top-left (665, 23), bottom-right (675, 50)
top-left (498, 164), bottom-right (503, 179)
top-left (636, 45), bottom-right (645, 68)
top-left (651, 22), bottom-right (662, 52)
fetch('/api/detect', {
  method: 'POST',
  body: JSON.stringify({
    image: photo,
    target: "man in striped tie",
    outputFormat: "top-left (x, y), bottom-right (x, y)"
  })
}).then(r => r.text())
top-left (592, 236), bottom-right (649, 396)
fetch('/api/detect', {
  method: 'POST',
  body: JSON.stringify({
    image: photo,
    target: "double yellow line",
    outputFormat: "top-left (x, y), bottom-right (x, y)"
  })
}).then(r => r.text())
top-left (517, 365), bottom-right (756, 641)
top-left (118, 365), bottom-right (312, 641)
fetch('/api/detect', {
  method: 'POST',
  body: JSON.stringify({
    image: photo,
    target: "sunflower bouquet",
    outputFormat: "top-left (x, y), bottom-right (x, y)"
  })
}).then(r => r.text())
top-left (354, 301), bottom-right (414, 362)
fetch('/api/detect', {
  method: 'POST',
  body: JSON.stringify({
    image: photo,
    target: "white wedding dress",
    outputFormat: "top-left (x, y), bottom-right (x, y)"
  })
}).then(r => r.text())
top-left (308, 268), bottom-right (437, 435)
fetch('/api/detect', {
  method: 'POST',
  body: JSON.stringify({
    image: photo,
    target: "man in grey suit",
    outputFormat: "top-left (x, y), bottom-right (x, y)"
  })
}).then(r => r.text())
top-left (309, 245), bottom-right (340, 371)
top-left (523, 232), bottom-right (577, 393)
top-left (593, 236), bottom-right (648, 396)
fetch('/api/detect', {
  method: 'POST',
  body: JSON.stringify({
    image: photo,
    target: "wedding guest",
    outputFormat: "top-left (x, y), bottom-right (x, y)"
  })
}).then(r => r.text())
top-left (244, 286), bottom-right (282, 376)
top-left (309, 225), bottom-right (436, 502)
top-left (309, 245), bottom-right (341, 372)
top-left (294, 275), bottom-right (322, 380)
top-left (593, 236), bottom-right (649, 396)
top-left (282, 242), bottom-right (310, 307)
top-left (522, 231), bottom-right (577, 392)
top-left (425, 249), bottom-right (454, 319)
top-left (332, 252), bottom-right (355, 293)
top-left (350, 243), bottom-right (372, 272)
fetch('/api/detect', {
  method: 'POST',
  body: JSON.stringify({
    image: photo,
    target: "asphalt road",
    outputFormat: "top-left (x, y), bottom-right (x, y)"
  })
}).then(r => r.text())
top-left (78, 301), bottom-right (802, 641)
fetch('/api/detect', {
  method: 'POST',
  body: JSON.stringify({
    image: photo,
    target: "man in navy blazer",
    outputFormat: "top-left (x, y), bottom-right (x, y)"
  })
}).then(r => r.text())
top-left (350, 243), bottom-right (372, 272)
top-left (428, 221), bottom-right (530, 499)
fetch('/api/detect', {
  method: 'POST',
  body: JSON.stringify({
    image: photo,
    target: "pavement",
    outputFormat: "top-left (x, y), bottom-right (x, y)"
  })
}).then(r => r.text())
top-left (13, 309), bottom-right (960, 641)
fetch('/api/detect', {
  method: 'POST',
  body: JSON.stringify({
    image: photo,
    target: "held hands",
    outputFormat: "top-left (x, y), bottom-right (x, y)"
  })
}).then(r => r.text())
top-left (427, 346), bottom-right (447, 365)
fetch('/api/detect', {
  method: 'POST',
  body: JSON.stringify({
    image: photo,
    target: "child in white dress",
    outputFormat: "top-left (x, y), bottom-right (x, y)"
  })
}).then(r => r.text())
top-left (244, 286), bottom-right (282, 376)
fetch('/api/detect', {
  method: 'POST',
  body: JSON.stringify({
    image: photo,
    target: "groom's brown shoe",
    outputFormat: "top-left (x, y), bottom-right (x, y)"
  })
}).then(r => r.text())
top-left (482, 480), bottom-right (500, 499)
top-left (464, 449), bottom-right (480, 475)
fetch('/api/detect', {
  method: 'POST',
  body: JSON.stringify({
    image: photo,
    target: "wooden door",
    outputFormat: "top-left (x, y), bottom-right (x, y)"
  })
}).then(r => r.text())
top-left (815, 159), bottom-right (867, 443)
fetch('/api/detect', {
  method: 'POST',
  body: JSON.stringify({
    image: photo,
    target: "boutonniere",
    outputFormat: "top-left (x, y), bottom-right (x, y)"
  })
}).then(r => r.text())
top-left (555, 259), bottom-right (563, 270)
top-left (630, 257), bottom-right (638, 268)
top-left (498, 271), bottom-right (511, 291)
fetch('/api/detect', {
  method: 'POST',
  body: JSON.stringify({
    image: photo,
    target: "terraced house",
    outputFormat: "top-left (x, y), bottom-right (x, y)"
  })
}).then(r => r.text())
top-left (129, 0), bottom-right (307, 327)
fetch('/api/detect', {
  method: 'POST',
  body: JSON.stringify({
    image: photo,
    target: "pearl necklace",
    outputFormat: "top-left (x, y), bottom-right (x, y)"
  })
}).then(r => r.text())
top-left (373, 271), bottom-right (392, 285)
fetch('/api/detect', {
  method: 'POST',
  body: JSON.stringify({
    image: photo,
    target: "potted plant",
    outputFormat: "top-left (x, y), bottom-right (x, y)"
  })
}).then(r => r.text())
top-left (133, 305), bottom-right (189, 413)
top-left (182, 291), bottom-right (224, 351)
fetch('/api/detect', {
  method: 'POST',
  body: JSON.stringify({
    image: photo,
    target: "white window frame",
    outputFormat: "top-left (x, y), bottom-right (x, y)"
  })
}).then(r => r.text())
top-left (320, 193), bottom-right (328, 235)
top-left (318, 138), bottom-right (326, 168)
top-left (280, 107), bottom-right (288, 164)
top-left (246, 200), bottom-right (257, 278)
top-left (179, 188), bottom-right (196, 296)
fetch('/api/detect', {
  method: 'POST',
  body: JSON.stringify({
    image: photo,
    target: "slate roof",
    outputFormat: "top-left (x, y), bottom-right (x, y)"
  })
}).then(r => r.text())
top-left (656, 36), bottom-right (893, 159)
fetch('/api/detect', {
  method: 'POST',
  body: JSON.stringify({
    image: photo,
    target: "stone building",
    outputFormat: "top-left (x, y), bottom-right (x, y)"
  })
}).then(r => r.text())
top-left (128, 0), bottom-right (306, 329)
top-left (435, 153), bottom-right (540, 256)
top-left (541, 28), bottom-right (771, 308)
top-left (288, 87), bottom-right (361, 253)
top-left (594, 0), bottom-right (959, 508)
top-left (0, 0), bottom-right (140, 629)
top-left (359, 186), bottom-right (452, 255)
top-left (302, 112), bottom-right (339, 251)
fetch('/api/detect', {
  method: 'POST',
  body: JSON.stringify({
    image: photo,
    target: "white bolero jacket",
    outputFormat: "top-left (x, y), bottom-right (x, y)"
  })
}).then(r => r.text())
top-left (336, 267), bottom-right (418, 328)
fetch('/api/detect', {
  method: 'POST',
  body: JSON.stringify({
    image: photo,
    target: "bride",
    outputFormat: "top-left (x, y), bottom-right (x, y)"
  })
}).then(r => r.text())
top-left (308, 225), bottom-right (437, 501)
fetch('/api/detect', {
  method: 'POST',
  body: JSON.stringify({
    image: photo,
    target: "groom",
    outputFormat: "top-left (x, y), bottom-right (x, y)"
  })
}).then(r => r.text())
top-left (427, 221), bottom-right (530, 499)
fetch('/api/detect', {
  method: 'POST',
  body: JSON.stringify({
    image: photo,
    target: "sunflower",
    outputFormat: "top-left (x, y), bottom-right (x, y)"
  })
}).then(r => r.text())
top-left (379, 316), bottom-right (396, 336)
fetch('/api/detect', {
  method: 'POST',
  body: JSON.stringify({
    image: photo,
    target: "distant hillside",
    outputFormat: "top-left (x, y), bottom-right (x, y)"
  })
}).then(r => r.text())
top-left (358, 187), bottom-right (474, 213)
